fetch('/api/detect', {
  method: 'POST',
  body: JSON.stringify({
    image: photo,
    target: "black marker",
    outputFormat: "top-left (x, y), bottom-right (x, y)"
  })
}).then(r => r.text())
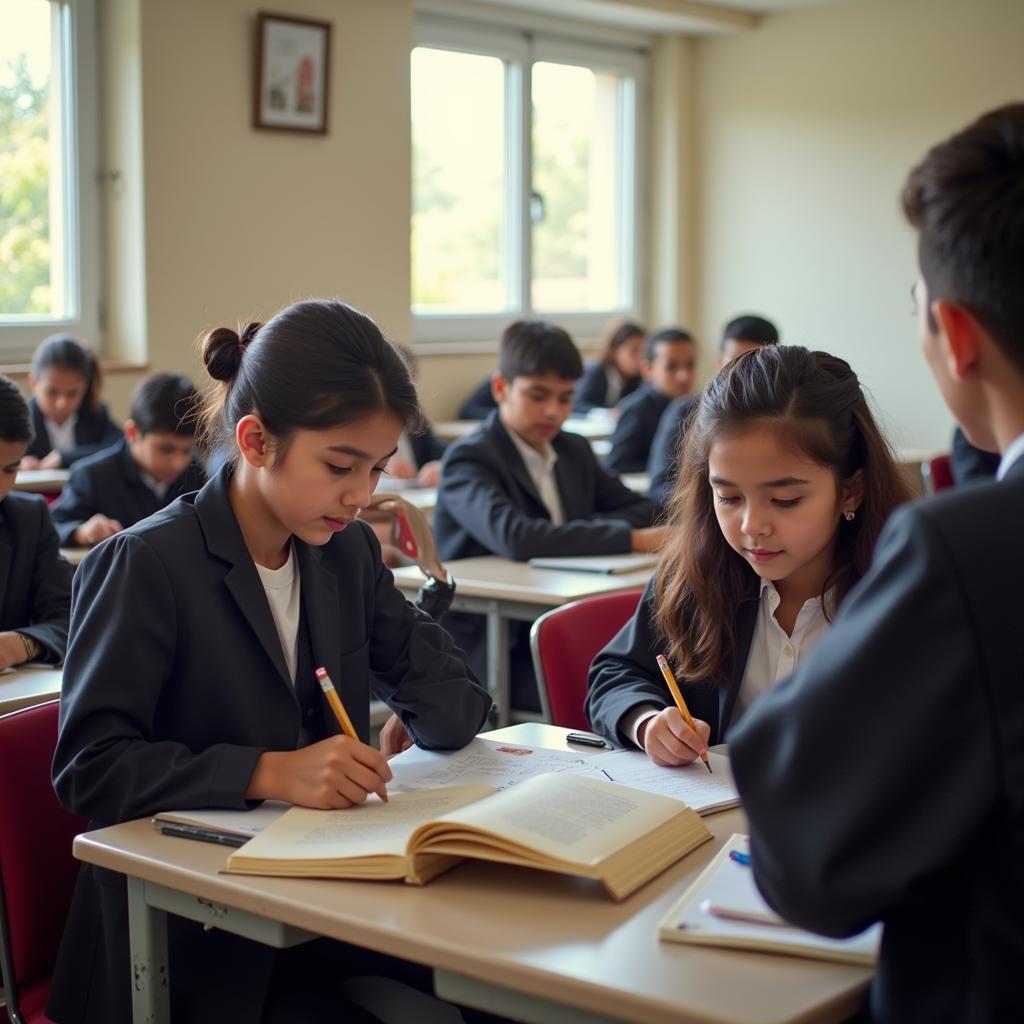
top-left (566, 731), bottom-right (608, 748)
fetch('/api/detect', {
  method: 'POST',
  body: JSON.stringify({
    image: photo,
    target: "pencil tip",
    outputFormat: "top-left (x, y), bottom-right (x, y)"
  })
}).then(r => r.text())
top-left (705, 761), bottom-right (712, 774)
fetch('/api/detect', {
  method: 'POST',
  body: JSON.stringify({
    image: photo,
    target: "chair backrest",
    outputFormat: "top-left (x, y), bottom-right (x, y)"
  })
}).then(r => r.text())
top-left (922, 453), bottom-right (955, 494)
top-left (530, 588), bottom-right (644, 729)
top-left (0, 700), bottom-right (86, 1023)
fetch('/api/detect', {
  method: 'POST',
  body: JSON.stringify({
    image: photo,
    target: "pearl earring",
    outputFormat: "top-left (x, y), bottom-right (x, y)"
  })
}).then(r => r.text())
top-left (843, 510), bottom-right (856, 522)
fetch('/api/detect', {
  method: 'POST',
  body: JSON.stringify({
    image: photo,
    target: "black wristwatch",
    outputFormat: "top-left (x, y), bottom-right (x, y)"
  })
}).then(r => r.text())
top-left (416, 572), bottom-right (456, 623)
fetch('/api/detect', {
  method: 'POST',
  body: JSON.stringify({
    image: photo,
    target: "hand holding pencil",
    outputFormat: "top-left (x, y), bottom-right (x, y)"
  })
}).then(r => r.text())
top-left (637, 655), bottom-right (713, 772)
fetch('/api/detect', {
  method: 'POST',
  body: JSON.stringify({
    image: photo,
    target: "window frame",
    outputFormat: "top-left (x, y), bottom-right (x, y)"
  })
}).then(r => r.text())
top-left (412, 15), bottom-right (647, 347)
top-left (0, 0), bottom-right (102, 364)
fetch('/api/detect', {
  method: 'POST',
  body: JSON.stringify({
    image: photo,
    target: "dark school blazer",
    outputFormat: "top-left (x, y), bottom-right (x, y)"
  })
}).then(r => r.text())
top-left (457, 377), bottom-right (498, 420)
top-left (48, 467), bottom-right (491, 1024)
top-left (0, 491), bottom-right (73, 662)
top-left (604, 383), bottom-right (672, 475)
top-left (408, 423), bottom-right (446, 467)
top-left (573, 361), bottom-right (641, 414)
top-left (26, 396), bottom-right (121, 467)
top-left (51, 437), bottom-right (207, 545)
top-left (730, 458), bottom-right (1024, 1024)
top-left (585, 577), bottom-right (758, 745)
top-left (950, 425), bottom-right (999, 485)
top-left (646, 394), bottom-right (698, 508)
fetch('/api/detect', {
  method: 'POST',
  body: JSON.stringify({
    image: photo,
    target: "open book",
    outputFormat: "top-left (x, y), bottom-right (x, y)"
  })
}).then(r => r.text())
top-left (226, 772), bottom-right (711, 900)
top-left (527, 553), bottom-right (658, 574)
top-left (659, 834), bottom-right (881, 964)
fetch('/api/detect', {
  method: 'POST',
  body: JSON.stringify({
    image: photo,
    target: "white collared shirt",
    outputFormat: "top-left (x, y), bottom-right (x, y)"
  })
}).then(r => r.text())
top-left (44, 412), bottom-right (77, 454)
top-left (507, 429), bottom-right (565, 525)
top-left (604, 365), bottom-right (625, 406)
top-left (141, 471), bottom-right (169, 501)
top-left (997, 432), bottom-right (1024, 480)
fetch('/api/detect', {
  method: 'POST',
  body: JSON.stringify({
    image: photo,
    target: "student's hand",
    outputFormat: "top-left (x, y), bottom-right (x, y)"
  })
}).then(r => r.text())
top-left (18, 455), bottom-right (41, 470)
top-left (246, 736), bottom-right (394, 809)
top-left (74, 514), bottom-right (124, 546)
top-left (0, 632), bottom-right (29, 670)
top-left (631, 526), bottom-right (670, 554)
top-left (416, 460), bottom-right (442, 487)
top-left (388, 457), bottom-right (416, 480)
top-left (379, 713), bottom-right (415, 757)
top-left (39, 450), bottom-right (63, 470)
top-left (638, 708), bottom-right (711, 766)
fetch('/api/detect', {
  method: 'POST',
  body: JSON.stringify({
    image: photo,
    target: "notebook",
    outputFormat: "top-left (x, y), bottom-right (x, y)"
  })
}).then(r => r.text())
top-left (659, 834), bottom-right (881, 964)
top-left (594, 749), bottom-right (740, 815)
top-left (527, 553), bottom-right (658, 574)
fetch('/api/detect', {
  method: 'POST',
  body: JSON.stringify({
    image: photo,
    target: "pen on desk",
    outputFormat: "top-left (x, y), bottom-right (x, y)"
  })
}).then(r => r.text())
top-left (699, 899), bottom-right (789, 929)
top-left (729, 850), bottom-right (752, 866)
top-left (315, 666), bottom-right (389, 803)
top-left (655, 654), bottom-right (712, 774)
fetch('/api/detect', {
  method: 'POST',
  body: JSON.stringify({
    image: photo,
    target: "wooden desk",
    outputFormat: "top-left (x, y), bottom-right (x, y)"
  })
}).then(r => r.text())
top-left (59, 546), bottom-right (89, 566)
top-left (73, 725), bottom-right (870, 1024)
top-left (435, 416), bottom-right (614, 443)
top-left (392, 557), bottom-right (653, 726)
top-left (0, 664), bottom-right (62, 715)
top-left (13, 468), bottom-right (69, 493)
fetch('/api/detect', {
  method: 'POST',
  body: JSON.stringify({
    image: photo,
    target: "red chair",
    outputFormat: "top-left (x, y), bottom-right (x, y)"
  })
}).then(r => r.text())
top-left (0, 701), bottom-right (86, 1024)
top-left (530, 588), bottom-right (644, 730)
top-left (922, 453), bottom-right (955, 494)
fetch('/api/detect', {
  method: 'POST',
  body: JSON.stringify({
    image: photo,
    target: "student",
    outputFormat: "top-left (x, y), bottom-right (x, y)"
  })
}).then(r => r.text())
top-left (389, 344), bottom-right (446, 487)
top-left (573, 318), bottom-right (646, 414)
top-left (20, 333), bottom-right (120, 469)
top-left (586, 345), bottom-right (911, 759)
top-left (604, 327), bottom-right (696, 475)
top-left (0, 375), bottom-right (72, 666)
top-left (51, 372), bottom-right (207, 546)
top-left (49, 299), bottom-right (492, 1024)
top-left (647, 315), bottom-right (779, 506)
top-left (434, 319), bottom-right (663, 711)
top-left (950, 424), bottom-right (999, 484)
top-left (457, 375), bottom-right (498, 420)
top-left (729, 104), bottom-right (1024, 1024)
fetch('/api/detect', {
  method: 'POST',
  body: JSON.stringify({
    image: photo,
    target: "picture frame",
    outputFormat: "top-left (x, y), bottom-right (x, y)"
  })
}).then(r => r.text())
top-left (253, 11), bottom-right (331, 135)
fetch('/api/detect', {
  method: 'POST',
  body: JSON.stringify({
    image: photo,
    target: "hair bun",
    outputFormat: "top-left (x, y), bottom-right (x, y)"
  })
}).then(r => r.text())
top-left (239, 321), bottom-right (261, 351)
top-left (202, 326), bottom-right (244, 382)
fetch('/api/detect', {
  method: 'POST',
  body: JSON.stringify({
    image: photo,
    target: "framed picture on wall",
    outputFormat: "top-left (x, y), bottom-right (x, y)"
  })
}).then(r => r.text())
top-left (254, 11), bottom-right (331, 134)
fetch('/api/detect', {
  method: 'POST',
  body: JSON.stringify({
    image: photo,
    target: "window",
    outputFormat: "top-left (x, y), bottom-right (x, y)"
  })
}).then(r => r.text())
top-left (411, 19), bottom-right (645, 344)
top-left (0, 0), bottom-right (99, 362)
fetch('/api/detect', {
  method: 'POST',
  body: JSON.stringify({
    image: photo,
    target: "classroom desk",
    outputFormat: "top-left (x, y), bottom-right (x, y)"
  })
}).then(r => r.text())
top-left (434, 416), bottom-right (614, 443)
top-left (73, 724), bottom-right (871, 1024)
top-left (59, 546), bottom-right (89, 566)
top-left (13, 467), bottom-right (69, 493)
top-left (392, 556), bottom-right (653, 726)
top-left (0, 663), bottom-right (62, 715)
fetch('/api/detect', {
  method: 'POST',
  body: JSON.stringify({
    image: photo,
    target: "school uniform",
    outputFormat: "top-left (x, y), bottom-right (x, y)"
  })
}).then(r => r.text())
top-left (950, 425), bottom-right (999, 484)
top-left (25, 396), bottom-right (121, 467)
top-left (604, 383), bottom-right (673, 475)
top-left (457, 377), bottom-right (498, 420)
top-left (0, 491), bottom-right (73, 663)
top-left (405, 424), bottom-right (447, 467)
top-left (50, 437), bottom-right (207, 545)
top-left (646, 394), bottom-right (698, 508)
top-left (48, 466), bottom-right (491, 1024)
top-left (572, 361), bottom-right (640, 414)
top-left (434, 410), bottom-right (657, 709)
top-left (729, 452), bottom-right (1024, 1024)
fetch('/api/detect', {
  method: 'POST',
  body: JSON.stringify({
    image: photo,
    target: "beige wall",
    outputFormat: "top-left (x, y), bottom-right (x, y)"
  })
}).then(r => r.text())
top-left (691, 0), bottom-right (1024, 451)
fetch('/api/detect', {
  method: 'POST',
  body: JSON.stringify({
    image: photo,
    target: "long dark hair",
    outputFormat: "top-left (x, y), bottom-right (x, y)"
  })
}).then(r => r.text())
top-left (655, 345), bottom-right (912, 682)
top-left (198, 299), bottom-right (423, 462)
top-left (31, 334), bottom-right (102, 415)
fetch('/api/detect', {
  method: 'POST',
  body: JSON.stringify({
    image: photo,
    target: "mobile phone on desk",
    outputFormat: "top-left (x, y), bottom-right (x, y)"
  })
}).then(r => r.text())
top-left (566, 731), bottom-right (608, 748)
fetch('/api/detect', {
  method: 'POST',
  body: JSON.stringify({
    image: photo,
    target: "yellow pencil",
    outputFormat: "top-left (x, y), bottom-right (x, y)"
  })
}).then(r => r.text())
top-left (315, 666), bottom-right (389, 802)
top-left (655, 654), bottom-right (712, 774)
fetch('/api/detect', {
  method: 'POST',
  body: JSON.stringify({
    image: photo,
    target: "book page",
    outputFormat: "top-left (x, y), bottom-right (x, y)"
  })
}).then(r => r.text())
top-left (593, 750), bottom-right (739, 815)
top-left (419, 772), bottom-right (684, 867)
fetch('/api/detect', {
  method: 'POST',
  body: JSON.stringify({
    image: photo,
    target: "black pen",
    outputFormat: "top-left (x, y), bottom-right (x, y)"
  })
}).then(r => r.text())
top-left (566, 731), bottom-right (608, 748)
top-left (159, 822), bottom-right (247, 847)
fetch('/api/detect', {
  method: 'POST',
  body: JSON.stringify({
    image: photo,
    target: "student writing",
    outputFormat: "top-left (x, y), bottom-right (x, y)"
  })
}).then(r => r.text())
top-left (51, 372), bottom-right (207, 546)
top-left (0, 375), bottom-right (72, 667)
top-left (48, 299), bottom-right (492, 1024)
top-left (573, 318), bottom-right (646, 414)
top-left (19, 333), bottom-right (120, 469)
top-left (586, 345), bottom-right (911, 762)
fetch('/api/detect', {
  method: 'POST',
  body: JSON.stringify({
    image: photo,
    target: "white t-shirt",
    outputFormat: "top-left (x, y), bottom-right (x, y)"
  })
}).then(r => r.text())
top-left (255, 543), bottom-right (301, 684)
top-left (44, 413), bottom-right (77, 454)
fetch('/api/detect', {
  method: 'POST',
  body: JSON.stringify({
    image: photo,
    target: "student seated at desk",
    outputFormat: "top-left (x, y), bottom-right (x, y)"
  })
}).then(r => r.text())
top-left (19, 333), bottom-right (120, 470)
top-left (0, 375), bottom-right (73, 667)
top-left (573, 318), bottom-right (646, 414)
top-left (604, 327), bottom-right (696, 475)
top-left (49, 300), bottom-right (492, 1024)
top-left (434, 319), bottom-right (663, 711)
top-left (586, 345), bottom-right (911, 761)
top-left (457, 375), bottom-right (498, 420)
top-left (730, 102), bottom-right (1024, 1024)
top-left (647, 315), bottom-right (779, 507)
top-left (51, 372), bottom-right (207, 547)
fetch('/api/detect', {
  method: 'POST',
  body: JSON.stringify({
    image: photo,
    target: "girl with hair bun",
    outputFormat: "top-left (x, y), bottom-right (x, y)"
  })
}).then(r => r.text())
top-left (49, 299), bottom-right (492, 1024)
top-left (586, 344), bottom-right (912, 764)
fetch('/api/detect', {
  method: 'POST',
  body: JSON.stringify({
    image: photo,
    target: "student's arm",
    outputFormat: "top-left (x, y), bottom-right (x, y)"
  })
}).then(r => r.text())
top-left (49, 465), bottom-right (121, 546)
top-left (440, 448), bottom-right (638, 561)
top-left (604, 403), bottom-right (649, 475)
top-left (458, 379), bottom-right (498, 420)
top-left (52, 535), bottom-right (265, 822)
top-left (647, 398), bottom-right (690, 508)
top-left (356, 521), bottom-right (492, 748)
top-left (729, 504), bottom-right (999, 938)
top-left (13, 498), bottom-right (73, 663)
top-left (59, 404), bottom-right (122, 467)
top-left (590, 459), bottom-right (659, 527)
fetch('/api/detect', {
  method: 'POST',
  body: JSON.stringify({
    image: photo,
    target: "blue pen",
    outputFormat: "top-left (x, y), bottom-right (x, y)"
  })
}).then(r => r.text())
top-left (729, 850), bottom-right (751, 866)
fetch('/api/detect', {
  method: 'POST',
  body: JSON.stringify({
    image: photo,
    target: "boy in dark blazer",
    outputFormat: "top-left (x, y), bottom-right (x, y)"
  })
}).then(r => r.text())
top-left (0, 376), bottom-right (72, 666)
top-left (604, 327), bottom-right (696, 475)
top-left (729, 104), bottom-right (1024, 1024)
top-left (434, 320), bottom-right (664, 711)
top-left (52, 373), bottom-right (206, 546)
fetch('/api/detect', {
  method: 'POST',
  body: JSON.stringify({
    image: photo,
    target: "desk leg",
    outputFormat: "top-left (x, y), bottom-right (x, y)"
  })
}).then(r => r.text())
top-left (486, 610), bottom-right (509, 727)
top-left (127, 876), bottom-right (171, 1024)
